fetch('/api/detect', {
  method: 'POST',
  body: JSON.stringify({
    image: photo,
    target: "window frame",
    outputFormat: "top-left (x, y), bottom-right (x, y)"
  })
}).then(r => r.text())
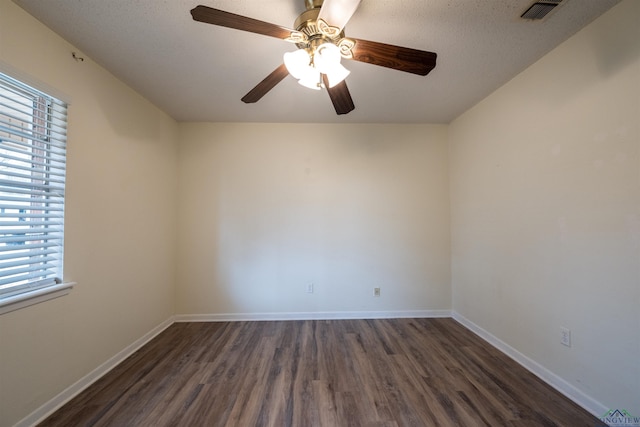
top-left (0, 70), bottom-right (73, 315)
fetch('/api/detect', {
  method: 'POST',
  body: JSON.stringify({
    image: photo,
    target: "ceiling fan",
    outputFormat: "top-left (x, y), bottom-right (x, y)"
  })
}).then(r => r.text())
top-left (191, 0), bottom-right (437, 115)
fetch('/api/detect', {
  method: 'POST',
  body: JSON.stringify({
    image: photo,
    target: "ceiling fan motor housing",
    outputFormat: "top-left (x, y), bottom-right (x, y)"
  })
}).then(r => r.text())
top-left (294, 7), bottom-right (345, 50)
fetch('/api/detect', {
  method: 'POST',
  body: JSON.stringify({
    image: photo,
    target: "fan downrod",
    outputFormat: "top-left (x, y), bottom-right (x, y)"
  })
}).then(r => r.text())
top-left (304, 0), bottom-right (324, 11)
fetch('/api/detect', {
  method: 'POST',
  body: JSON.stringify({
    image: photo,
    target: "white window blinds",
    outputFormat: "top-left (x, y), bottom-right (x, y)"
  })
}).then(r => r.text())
top-left (0, 72), bottom-right (67, 301)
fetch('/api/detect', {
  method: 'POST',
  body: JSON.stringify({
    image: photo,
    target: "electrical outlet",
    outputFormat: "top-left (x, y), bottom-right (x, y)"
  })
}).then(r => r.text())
top-left (307, 283), bottom-right (314, 293)
top-left (373, 287), bottom-right (381, 297)
top-left (560, 327), bottom-right (571, 347)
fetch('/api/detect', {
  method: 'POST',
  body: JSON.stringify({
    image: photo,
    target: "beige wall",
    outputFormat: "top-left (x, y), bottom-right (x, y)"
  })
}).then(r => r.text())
top-left (177, 123), bottom-right (451, 316)
top-left (449, 0), bottom-right (639, 412)
top-left (0, 2), bottom-right (178, 426)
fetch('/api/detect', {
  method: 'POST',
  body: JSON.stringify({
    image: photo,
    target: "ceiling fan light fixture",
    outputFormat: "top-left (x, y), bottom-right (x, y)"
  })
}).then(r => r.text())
top-left (284, 49), bottom-right (312, 79)
top-left (314, 43), bottom-right (350, 87)
top-left (296, 65), bottom-right (322, 90)
top-left (313, 43), bottom-right (342, 74)
top-left (324, 64), bottom-right (350, 88)
top-left (285, 43), bottom-right (350, 90)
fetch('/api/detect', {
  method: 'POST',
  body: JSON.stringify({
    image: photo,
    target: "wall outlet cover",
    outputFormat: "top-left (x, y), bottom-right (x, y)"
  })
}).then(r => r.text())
top-left (560, 327), bottom-right (571, 347)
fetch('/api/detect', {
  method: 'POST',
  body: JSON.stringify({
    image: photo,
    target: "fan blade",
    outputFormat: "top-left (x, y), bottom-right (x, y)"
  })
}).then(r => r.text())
top-left (318, 0), bottom-right (362, 32)
top-left (323, 75), bottom-right (355, 115)
top-left (349, 38), bottom-right (437, 76)
top-left (241, 64), bottom-right (289, 103)
top-left (191, 5), bottom-right (295, 40)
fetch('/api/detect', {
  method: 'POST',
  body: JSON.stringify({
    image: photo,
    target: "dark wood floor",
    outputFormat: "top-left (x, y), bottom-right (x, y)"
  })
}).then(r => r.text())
top-left (39, 318), bottom-right (605, 426)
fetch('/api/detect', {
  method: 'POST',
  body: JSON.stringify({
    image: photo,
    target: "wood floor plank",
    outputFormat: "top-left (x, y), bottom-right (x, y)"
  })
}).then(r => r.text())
top-left (344, 332), bottom-right (395, 423)
top-left (38, 319), bottom-right (602, 426)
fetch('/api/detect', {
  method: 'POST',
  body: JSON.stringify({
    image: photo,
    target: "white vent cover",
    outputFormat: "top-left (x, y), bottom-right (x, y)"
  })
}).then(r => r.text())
top-left (521, 1), bottom-right (563, 20)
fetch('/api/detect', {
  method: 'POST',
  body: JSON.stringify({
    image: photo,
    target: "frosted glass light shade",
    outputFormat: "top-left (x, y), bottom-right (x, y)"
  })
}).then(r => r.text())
top-left (298, 68), bottom-right (321, 90)
top-left (324, 63), bottom-right (350, 88)
top-left (284, 49), bottom-right (311, 79)
top-left (315, 43), bottom-right (350, 87)
top-left (314, 43), bottom-right (341, 74)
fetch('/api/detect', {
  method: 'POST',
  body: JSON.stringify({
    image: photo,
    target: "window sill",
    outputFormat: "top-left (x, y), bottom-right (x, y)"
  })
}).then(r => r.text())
top-left (0, 282), bottom-right (75, 315)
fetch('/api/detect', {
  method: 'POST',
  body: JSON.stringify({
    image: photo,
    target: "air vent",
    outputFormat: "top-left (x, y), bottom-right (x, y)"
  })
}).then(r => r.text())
top-left (521, 1), bottom-right (562, 20)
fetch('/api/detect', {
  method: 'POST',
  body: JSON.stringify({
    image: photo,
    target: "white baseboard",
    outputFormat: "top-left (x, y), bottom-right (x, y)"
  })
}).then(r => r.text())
top-left (15, 316), bottom-right (175, 427)
top-left (174, 309), bottom-right (452, 322)
top-left (452, 311), bottom-right (608, 418)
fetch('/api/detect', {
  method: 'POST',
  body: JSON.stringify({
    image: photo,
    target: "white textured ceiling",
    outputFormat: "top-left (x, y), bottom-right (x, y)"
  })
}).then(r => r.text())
top-left (14, 0), bottom-right (620, 123)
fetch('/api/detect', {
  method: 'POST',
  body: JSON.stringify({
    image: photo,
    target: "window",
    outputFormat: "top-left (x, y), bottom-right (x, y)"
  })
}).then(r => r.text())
top-left (0, 71), bottom-right (71, 314)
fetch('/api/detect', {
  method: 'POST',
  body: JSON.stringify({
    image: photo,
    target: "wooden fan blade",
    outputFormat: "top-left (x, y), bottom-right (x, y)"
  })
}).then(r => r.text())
top-left (191, 5), bottom-right (295, 40)
top-left (349, 38), bottom-right (437, 76)
top-left (241, 64), bottom-right (289, 104)
top-left (323, 75), bottom-right (355, 115)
